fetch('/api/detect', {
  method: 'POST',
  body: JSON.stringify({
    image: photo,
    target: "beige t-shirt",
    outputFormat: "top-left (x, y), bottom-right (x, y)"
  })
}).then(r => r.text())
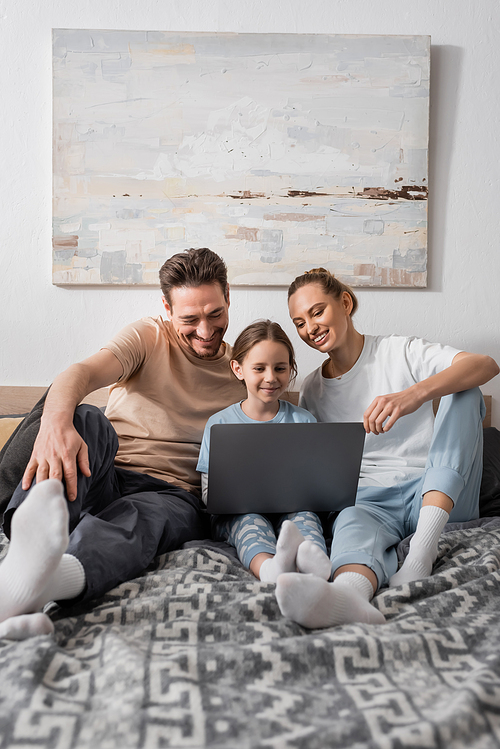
top-left (103, 316), bottom-right (245, 495)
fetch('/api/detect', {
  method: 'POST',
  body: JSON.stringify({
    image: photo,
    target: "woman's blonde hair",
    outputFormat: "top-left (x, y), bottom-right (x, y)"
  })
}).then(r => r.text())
top-left (231, 319), bottom-right (298, 385)
top-left (287, 268), bottom-right (358, 316)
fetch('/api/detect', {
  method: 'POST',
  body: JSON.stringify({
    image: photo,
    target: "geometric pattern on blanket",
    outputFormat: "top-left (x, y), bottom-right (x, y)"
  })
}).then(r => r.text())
top-left (1, 520), bottom-right (500, 748)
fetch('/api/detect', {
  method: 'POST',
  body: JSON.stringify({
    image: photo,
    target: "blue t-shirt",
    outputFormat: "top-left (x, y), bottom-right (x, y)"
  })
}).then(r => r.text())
top-left (196, 400), bottom-right (316, 474)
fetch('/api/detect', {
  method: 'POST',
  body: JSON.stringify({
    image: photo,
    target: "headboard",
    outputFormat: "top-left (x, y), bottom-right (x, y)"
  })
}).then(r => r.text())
top-left (0, 386), bottom-right (492, 425)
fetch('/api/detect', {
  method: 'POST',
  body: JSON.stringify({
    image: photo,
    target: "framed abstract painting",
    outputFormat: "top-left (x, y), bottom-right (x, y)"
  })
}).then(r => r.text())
top-left (53, 31), bottom-right (429, 286)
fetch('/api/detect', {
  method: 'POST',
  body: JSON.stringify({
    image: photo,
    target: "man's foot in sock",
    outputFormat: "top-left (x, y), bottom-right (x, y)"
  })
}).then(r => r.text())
top-left (275, 573), bottom-right (386, 629)
top-left (296, 540), bottom-right (332, 580)
top-left (0, 613), bottom-right (54, 640)
top-left (32, 553), bottom-right (87, 612)
top-left (0, 479), bottom-right (69, 622)
top-left (259, 521), bottom-right (304, 582)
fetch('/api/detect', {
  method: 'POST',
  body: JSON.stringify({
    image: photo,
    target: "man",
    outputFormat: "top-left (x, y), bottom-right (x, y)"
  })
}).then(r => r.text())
top-left (0, 248), bottom-right (245, 638)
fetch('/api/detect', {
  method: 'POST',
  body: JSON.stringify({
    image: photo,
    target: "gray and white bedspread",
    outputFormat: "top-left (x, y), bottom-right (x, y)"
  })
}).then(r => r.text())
top-left (1, 519), bottom-right (500, 749)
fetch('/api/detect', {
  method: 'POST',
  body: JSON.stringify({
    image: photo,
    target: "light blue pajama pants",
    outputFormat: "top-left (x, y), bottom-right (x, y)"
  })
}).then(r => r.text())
top-left (212, 511), bottom-right (327, 569)
top-left (330, 388), bottom-right (486, 589)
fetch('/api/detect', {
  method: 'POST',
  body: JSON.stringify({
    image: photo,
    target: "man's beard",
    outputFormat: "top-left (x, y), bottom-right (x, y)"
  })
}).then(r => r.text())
top-left (185, 330), bottom-right (224, 359)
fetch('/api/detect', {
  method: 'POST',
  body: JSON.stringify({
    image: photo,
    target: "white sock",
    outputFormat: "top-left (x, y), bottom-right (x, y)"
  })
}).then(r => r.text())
top-left (390, 505), bottom-right (449, 587)
top-left (0, 613), bottom-right (54, 640)
top-left (34, 554), bottom-right (86, 609)
top-left (259, 520), bottom-right (304, 582)
top-left (275, 571), bottom-right (385, 629)
top-left (334, 570), bottom-right (374, 601)
top-left (0, 479), bottom-right (69, 621)
top-left (296, 540), bottom-right (332, 580)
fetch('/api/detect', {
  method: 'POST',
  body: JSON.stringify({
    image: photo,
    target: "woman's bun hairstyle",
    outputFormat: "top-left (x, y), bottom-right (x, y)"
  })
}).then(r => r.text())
top-left (304, 267), bottom-right (330, 275)
top-left (287, 268), bottom-right (358, 316)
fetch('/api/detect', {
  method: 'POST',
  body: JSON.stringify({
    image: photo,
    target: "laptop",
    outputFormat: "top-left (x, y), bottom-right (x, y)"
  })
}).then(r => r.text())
top-left (206, 422), bottom-right (365, 514)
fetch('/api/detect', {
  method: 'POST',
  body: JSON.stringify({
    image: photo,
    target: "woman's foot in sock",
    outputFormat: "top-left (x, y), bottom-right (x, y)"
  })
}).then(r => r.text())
top-left (0, 479), bottom-right (69, 622)
top-left (0, 613), bottom-right (54, 640)
top-left (259, 521), bottom-right (304, 582)
top-left (389, 549), bottom-right (434, 586)
top-left (390, 506), bottom-right (449, 587)
top-left (275, 573), bottom-right (386, 629)
top-left (296, 540), bottom-right (332, 580)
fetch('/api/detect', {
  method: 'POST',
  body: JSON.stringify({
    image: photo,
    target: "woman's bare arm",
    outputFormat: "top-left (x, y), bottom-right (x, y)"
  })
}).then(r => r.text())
top-left (363, 351), bottom-right (499, 435)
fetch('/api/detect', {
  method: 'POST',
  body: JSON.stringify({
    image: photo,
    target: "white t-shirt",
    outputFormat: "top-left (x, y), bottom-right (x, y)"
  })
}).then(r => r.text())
top-left (299, 335), bottom-right (461, 488)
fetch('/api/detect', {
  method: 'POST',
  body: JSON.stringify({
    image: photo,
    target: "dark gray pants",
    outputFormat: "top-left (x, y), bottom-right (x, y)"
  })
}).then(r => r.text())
top-left (3, 405), bottom-right (209, 602)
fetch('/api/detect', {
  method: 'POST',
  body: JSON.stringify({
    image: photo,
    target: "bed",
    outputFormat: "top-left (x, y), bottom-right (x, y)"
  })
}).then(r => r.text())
top-left (0, 387), bottom-right (500, 749)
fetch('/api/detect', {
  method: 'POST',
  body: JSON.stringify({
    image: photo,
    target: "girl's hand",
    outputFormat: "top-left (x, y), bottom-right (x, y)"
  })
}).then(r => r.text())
top-left (363, 387), bottom-right (424, 435)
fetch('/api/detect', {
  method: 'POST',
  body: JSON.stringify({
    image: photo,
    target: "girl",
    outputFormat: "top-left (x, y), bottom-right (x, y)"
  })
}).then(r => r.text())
top-left (197, 320), bottom-right (332, 583)
top-left (276, 268), bottom-right (499, 628)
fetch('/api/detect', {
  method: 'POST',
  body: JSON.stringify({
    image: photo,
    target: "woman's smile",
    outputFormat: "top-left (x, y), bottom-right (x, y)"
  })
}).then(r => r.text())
top-left (312, 331), bottom-right (329, 346)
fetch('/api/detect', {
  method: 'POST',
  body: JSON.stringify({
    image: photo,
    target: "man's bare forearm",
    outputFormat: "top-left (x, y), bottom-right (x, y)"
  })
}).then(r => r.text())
top-left (41, 350), bottom-right (124, 425)
top-left (42, 364), bottom-right (100, 426)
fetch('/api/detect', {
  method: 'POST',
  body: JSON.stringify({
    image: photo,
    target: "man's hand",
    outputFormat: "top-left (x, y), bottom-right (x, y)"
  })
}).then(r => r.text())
top-left (22, 421), bottom-right (91, 502)
top-left (20, 349), bottom-right (123, 501)
top-left (363, 387), bottom-right (424, 435)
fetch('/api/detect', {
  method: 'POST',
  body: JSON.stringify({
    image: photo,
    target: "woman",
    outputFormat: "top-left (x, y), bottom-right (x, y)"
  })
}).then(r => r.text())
top-left (276, 268), bottom-right (499, 629)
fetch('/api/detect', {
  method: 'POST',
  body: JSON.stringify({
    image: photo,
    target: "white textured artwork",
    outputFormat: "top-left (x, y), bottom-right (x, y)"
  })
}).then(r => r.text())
top-left (53, 31), bottom-right (430, 286)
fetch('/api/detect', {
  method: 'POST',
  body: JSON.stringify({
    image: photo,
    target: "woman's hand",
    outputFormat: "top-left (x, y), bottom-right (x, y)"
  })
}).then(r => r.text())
top-left (363, 351), bottom-right (499, 435)
top-left (363, 387), bottom-right (424, 435)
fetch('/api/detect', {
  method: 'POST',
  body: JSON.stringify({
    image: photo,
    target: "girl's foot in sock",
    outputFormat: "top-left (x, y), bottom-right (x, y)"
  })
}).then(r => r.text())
top-left (0, 613), bottom-right (54, 640)
top-left (296, 540), bottom-right (332, 580)
top-left (275, 573), bottom-right (386, 629)
top-left (259, 521), bottom-right (304, 582)
top-left (0, 479), bottom-right (69, 622)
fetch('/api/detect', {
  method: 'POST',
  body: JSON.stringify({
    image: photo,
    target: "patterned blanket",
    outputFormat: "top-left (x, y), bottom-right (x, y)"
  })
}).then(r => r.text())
top-left (1, 519), bottom-right (500, 749)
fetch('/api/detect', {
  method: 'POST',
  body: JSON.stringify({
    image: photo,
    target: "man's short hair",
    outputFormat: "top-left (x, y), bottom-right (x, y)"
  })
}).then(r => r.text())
top-left (159, 248), bottom-right (228, 306)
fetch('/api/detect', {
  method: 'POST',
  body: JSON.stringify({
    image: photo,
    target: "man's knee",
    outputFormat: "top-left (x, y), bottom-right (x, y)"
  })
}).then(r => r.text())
top-left (72, 404), bottom-right (119, 454)
top-left (73, 403), bottom-right (113, 433)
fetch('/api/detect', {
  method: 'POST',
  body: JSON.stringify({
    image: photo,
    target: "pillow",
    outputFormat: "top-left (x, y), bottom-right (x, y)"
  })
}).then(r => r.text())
top-left (0, 395), bottom-right (45, 514)
top-left (0, 416), bottom-right (25, 452)
top-left (479, 427), bottom-right (500, 516)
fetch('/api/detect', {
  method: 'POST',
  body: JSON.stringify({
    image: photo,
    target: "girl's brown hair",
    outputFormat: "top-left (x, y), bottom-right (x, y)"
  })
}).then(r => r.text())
top-left (231, 320), bottom-right (298, 385)
top-left (287, 267), bottom-right (358, 316)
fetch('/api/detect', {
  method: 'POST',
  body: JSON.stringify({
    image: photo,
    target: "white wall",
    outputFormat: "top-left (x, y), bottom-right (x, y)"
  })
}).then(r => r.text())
top-left (1, 0), bottom-right (499, 426)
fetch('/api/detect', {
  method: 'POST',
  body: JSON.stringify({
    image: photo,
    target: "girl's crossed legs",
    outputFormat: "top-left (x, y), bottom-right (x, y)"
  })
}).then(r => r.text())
top-left (212, 511), bottom-right (331, 582)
